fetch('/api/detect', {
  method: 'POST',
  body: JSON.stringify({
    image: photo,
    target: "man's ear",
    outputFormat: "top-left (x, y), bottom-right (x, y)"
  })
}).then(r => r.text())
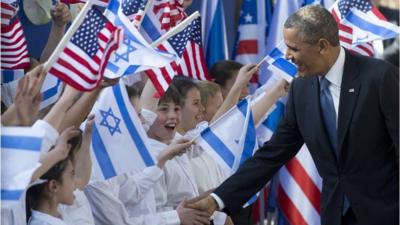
top-left (318, 38), bottom-right (331, 55)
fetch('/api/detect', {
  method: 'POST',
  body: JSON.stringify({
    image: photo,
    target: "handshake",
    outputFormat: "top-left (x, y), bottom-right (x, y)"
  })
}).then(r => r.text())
top-left (177, 191), bottom-right (221, 225)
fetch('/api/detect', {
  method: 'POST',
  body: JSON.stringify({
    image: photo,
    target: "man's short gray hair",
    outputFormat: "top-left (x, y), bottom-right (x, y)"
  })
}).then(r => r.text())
top-left (284, 5), bottom-right (339, 46)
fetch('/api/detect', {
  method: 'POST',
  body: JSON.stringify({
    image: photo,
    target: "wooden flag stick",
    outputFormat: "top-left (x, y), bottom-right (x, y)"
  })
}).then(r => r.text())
top-left (135, 0), bottom-right (153, 28)
top-left (43, 1), bottom-right (93, 72)
top-left (150, 11), bottom-right (200, 48)
top-left (257, 57), bottom-right (267, 68)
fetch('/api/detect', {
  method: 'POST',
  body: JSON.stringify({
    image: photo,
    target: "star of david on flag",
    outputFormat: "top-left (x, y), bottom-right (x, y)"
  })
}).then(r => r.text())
top-left (90, 80), bottom-right (156, 180)
top-left (104, 0), bottom-right (178, 79)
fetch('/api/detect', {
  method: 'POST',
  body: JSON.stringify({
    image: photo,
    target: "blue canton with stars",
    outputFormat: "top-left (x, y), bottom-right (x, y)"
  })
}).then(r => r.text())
top-left (100, 107), bottom-right (122, 136)
top-left (239, 0), bottom-right (257, 25)
top-left (338, 0), bottom-right (372, 18)
top-left (114, 38), bottom-right (137, 62)
top-left (168, 17), bottom-right (202, 57)
top-left (70, 8), bottom-right (108, 57)
top-left (122, 0), bottom-right (147, 18)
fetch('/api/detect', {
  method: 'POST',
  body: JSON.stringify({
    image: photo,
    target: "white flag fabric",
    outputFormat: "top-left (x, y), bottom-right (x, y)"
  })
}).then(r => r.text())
top-left (104, 0), bottom-right (177, 79)
top-left (342, 8), bottom-right (400, 45)
top-left (262, 41), bottom-right (297, 82)
top-left (90, 80), bottom-right (156, 180)
top-left (1, 126), bottom-right (45, 204)
top-left (196, 98), bottom-right (257, 175)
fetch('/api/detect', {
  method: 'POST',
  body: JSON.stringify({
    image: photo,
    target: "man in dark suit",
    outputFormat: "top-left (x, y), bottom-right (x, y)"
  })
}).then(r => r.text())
top-left (188, 5), bottom-right (399, 225)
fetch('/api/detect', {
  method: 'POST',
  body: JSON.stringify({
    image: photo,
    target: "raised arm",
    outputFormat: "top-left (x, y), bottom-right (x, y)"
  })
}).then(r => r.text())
top-left (210, 64), bottom-right (258, 123)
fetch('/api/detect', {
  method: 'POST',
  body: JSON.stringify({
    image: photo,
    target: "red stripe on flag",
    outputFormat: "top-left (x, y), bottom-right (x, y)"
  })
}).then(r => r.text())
top-left (236, 40), bottom-right (258, 55)
top-left (190, 42), bottom-right (201, 80)
top-left (285, 158), bottom-right (321, 213)
top-left (278, 185), bottom-right (308, 225)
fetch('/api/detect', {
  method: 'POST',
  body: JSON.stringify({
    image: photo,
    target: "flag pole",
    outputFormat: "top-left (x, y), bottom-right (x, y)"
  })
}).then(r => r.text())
top-left (43, 1), bottom-right (93, 72)
top-left (135, 0), bottom-right (153, 28)
top-left (150, 11), bottom-right (200, 48)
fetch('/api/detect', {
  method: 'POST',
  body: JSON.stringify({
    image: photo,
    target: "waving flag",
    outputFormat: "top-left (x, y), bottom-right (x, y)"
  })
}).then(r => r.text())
top-left (121, 0), bottom-right (147, 25)
top-left (342, 8), bottom-right (400, 45)
top-left (1, 18), bottom-right (30, 70)
top-left (197, 98), bottom-right (257, 175)
top-left (1, 126), bottom-right (44, 204)
top-left (1, 69), bottom-right (24, 84)
top-left (153, 0), bottom-right (185, 31)
top-left (104, 0), bottom-right (177, 79)
top-left (142, 13), bottom-right (210, 94)
top-left (330, 0), bottom-right (387, 56)
top-left (48, 7), bottom-right (122, 91)
top-left (90, 80), bottom-right (155, 180)
top-left (60, 0), bottom-right (109, 7)
top-left (201, 0), bottom-right (228, 68)
top-left (1, 0), bottom-right (18, 26)
top-left (261, 42), bottom-right (297, 82)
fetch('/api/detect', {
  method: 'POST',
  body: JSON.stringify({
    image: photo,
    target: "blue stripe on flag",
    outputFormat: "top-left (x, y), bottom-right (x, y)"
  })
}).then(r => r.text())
top-left (272, 58), bottom-right (297, 78)
top-left (269, 47), bottom-right (284, 60)
top-left (92, 124), bottom-right (117, 179)
top-left (42, 79), bottom-right (62, 101)
top-left (201, 128), bottom-right (235, 169)
top-left (263, 101), bottom-right (285, 132)
top-left (1, 135), bottom-right (42, 151)
top-left (237, 99), bottom-right (248, 117)
top-left (124, 65), bottom-right (140, 75)
top-left (346, 10), bottom-right (399, 39)
top-left (113, 84), bottom-right (155, 166)
top-left (2, 70), bottom-right (16, 83)
top-left (1, 189), bottom-right (24, 200)
top-left (239, 115), bottom-right (256, 165)
top-left (107, 62), bottom-right (120, 73)
top-left (142, 15), bottom-right (162, 41)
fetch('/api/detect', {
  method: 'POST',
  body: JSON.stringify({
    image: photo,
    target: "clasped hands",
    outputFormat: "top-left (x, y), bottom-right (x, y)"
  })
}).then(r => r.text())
top-left (178, 190), bottom-right (219, 225)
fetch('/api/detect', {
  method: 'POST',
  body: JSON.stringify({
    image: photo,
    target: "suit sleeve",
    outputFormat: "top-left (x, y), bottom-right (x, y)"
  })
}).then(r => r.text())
top-left (379, 64), bottom-right (399, 158)
top-left (214, 80), bottom-right (305, 215)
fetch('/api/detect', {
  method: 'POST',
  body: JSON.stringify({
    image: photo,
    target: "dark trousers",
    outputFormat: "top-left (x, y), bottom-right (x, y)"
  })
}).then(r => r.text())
top-left (341, 208), bottom-right (357, 225)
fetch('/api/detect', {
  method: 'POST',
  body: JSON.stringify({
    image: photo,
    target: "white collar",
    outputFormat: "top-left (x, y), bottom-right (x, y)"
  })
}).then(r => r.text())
top-left (30, 210), bottom-right (66, 225)
top-left (324, 47), bottom-right (345, 88)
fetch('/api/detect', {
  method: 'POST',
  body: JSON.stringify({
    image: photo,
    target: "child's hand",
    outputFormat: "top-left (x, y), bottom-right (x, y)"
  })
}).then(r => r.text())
top-left (156, 139), bottom-right (193, 168)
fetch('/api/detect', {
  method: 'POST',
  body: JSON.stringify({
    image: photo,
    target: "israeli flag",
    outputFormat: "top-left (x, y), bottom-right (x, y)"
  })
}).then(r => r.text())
top-left (1, 69), bottom-right (24, 84)
top-left (90, 80), bottom-right (156, 180)
top-left (1, 74), bottom-right (63, 110)
top-left (342, 8), bottom-right (400, 45)
top-left (263, 42), bottom-right (297, 82)
top-left (104, 0), bottom-right (177, 79)
top-left (196, 98), bottom-right (257, 175)
top-left (1, 126), bottom-right (44, 204)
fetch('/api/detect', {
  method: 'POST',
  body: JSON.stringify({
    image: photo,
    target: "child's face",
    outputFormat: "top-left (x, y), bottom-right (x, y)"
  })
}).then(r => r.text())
top-left (204, 91), bottom-right (223, 122)
top-left (148, 101), bottom-right (181, 143)
top-left (57, 160), bottom-right (76, 205)
top-left (180, 88), bottom-right (204, 132)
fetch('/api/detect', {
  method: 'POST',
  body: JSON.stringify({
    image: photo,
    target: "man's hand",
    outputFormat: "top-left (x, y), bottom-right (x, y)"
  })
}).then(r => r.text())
top-left (186, 195), bottom-right (219, 216)
top-left (177, 198), bottom-right (211, 225)
top-left (51, 3), bottom-right (71, 27)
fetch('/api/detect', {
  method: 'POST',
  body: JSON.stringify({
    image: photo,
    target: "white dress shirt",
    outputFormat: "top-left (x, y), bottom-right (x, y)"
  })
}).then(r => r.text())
top-left (59, 189), bottom-right (95, 225)
top-left (85, 166), bottom-right (180, 225)
top-left (211, 47), bottom-right (347, 211)
top-left (28, 210), bottom-right (67, 225)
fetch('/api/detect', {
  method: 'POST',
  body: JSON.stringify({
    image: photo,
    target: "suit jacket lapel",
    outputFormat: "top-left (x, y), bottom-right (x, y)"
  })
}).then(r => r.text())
top-left (337, 52), bottom-right (361, 157)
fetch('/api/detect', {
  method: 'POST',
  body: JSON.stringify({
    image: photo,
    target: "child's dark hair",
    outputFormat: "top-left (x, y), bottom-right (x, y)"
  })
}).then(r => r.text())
top-left (210, 60), bottom-right (243, 88)
top-left (158, 82), bottom-right (183, 107)
top-left (25, 132), bottom-right (82, 222)
top-left (168, 76), bottom-right (199, 106)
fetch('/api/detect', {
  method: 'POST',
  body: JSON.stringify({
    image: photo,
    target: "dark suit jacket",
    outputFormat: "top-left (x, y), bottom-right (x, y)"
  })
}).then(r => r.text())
top-left (214, 51), bottom-right (399, 225)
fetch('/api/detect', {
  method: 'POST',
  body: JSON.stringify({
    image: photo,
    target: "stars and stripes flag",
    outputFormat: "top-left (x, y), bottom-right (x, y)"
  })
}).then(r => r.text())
top-left (48, 7), bottom-right (123, 91)
top-left (141, 11), bottom-right (210, 95)
top-left (1, 0), bottom-right (19, 26)
top-left (233, 0), bottom-right (273, 91)
top-left (1, 18), bottom-right (30, 70)
top-left (330, 0), bottom-right (387, 56)
top-left (153, 0), bottom-right (186, 31)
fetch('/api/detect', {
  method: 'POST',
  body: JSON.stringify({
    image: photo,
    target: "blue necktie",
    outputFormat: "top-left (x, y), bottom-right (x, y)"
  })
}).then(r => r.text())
top-left (320, 77), bottom-right (350, 214)
top-left (319, 77), bottom-right (337, 154)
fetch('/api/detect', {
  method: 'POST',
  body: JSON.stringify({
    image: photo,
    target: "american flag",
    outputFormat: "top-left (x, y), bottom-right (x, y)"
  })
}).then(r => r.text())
top-left (1, 18), bottom-right (30, 70)
top-left (145, 17), bottom-right (210, 94)
top-left (121, 0), bottom-right (147, 25)
top-left (153, 0), bottom-right (186, 31)
top-left (48, 7), bottom-right (122, 91)
top-left (1, 0), bottom-right (18, 26)
top-left (330, 0), bottom-right (386, 56)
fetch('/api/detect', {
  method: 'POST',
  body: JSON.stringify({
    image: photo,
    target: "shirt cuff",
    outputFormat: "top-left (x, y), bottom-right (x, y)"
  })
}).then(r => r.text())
top-left (140, 165), bottom-right (164, 182)
top-left (158, 210), bottom-right (180, 225)
top-left (210, 193), bottom-right (225, 210)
